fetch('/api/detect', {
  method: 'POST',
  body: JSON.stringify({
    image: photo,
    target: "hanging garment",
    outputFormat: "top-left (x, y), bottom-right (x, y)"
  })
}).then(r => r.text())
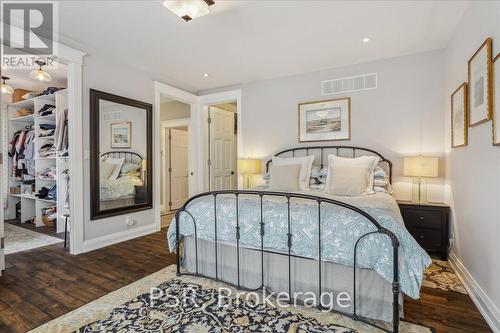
top-left (54, 108), bottom-right (67, 152)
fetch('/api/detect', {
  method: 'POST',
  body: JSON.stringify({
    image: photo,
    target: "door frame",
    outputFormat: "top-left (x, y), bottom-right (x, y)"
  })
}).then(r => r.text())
top-left (153, 82), bottom-right (199, 231)
top-left (160, 118), bottom-right (190, 214)
top-left (1, 24), bottom-right (86, 258)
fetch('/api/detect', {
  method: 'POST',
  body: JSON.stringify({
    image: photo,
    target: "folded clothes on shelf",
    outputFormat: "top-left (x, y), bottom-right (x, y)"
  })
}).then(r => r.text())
top-left (41, 87), bottom-right (64, 95)
top-left (38, 104), bottom-right (56, 117)
top-left (36, 185), bottom-right (57, 200)
top-left (39, 123), bottom-right (56, 137)
top-left (37, 166), bottom-right (57, 180)
top-left (38, 141), bottom-right (56, 158)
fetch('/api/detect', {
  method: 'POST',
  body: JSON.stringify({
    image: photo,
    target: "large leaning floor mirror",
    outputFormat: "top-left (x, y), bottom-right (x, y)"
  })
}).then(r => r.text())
top-left (90, 89), bottom-right (153, 220)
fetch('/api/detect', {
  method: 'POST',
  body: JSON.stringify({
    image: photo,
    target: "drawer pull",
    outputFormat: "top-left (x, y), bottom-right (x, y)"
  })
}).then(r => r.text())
top-left (420, 235), bottom-right (424, 239)
top-left (419, 216), bottom-right (424, 220)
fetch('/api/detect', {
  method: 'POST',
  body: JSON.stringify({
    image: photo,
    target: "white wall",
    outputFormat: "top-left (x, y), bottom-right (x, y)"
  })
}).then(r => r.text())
top-left (444, 1), bottom-right (500, 330)
top-left (202, 50), bottom-right (447, 201)
top-left (100, 102), bottom-right (147, 158)
top-left (82, 55), bottom-right (157, 241)
top-left (160, 101), bottom-right (190, 121)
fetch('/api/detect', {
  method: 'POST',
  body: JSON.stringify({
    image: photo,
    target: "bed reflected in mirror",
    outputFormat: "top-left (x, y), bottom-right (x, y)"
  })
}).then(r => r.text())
top-left (90, 90), bottom-right (152, 220)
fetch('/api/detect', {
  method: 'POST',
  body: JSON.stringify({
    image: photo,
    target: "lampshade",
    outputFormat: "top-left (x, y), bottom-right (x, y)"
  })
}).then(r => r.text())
top-left (1, 76), bottom-right (14, 94)
top-left (162, 0), bottom-right (214, 21)
top-left (238, 159), bottom-right (260, 174)
top-left (404, 156), bottom-right (438, 178)
top-left (29, 69), bottom-right (52, 82)
top-left (29, 59), bottom-right (52, 82)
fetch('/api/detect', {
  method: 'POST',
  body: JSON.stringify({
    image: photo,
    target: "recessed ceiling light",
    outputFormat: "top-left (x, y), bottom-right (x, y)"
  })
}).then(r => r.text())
top-left (203, 73), bottom-right (209, 78)
top-left (163, 0), bottom-right (215, 22)
top-left (362, 37), bottom-right (371, 43)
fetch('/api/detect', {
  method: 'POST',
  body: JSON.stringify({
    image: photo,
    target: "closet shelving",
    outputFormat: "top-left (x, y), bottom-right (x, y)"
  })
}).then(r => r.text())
top-left (5, 89), bottom-right (68, 233)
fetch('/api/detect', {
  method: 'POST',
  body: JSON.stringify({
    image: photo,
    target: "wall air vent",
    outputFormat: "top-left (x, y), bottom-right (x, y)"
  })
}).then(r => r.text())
top-left (321, 72), bottom-right (377, 96)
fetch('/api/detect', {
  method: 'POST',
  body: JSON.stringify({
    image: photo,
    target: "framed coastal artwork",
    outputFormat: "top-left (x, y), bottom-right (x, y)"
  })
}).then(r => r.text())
top-left (494, 53), bottom-right (500, 146)
top-left (298, 97), bottom-right (351, 142)
top-left (110, 122), bottom-right (132, 148)
top-left (451, 83), bottom-right (468, 148)
top-left (468, 38), bottom-right (493, 127)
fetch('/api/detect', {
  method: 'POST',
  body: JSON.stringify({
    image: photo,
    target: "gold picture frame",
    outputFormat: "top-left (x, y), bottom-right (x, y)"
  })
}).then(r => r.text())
top-left (468, 37), bottom-right (493, 127)
top-left (493, 53), bottom-right (500, 146)
top-left (110, 122), bottom-right (132, 148)
top-left (298, 97), bottom-right (351, 142)
top-left (451, 83), bottom-right (468, 148)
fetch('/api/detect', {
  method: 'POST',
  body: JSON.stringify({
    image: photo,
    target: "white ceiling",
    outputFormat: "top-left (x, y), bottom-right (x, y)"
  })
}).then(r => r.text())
top-left (2, 62), bottom-right (67, 92)
top-left (57, 1), bottom-right (468, 92)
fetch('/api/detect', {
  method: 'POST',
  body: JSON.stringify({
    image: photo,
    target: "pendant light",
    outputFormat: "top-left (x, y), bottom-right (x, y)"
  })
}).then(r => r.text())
top-left (29, 59), bottom-right (52, 82)
top-left (1, 76), bottom-right (14, 94)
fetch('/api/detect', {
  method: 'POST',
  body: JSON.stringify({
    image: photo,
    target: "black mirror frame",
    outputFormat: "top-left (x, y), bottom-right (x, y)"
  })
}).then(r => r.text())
top-left (89, 89), bottom-right (153, 220)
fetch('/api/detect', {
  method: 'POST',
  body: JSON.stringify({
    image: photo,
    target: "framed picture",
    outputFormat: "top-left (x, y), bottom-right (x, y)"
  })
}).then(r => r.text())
top-left (493, 53), bottom-right (500, 146)
top-left (451, 83), bottom-right (468, 148)
top-left (468, 37), bottom-right (493, 127)
top-left (110, 122), bottom-right (132, 148)
top-left (298, 97), bottom-right (351, 142)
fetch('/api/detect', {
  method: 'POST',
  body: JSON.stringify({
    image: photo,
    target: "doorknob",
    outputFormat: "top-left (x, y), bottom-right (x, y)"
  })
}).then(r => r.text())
top-left (231, 171), bottom-right (235, 175)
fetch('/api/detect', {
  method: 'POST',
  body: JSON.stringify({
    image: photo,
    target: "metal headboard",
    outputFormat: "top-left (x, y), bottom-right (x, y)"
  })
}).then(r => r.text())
top-left (266, 145), bottom-right (393, 182)
top-left (101, 151), bottom-right (143, 165)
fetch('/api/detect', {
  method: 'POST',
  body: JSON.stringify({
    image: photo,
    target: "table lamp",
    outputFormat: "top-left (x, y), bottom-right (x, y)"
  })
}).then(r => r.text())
top-left (238, 158), bottom-right (260, 189)
top-left (404, 156), bottom-right (438, 203)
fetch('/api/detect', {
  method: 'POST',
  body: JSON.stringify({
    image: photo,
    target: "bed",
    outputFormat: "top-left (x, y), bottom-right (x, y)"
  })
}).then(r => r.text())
top-left (167, 146), bottom-right (432, 333)
top-left (100, 151), bottom-right (144, 210)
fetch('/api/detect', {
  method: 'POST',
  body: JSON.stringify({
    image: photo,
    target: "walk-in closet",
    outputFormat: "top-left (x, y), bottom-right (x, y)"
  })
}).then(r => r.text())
top-left (1, 62), bottom-right (71, 253)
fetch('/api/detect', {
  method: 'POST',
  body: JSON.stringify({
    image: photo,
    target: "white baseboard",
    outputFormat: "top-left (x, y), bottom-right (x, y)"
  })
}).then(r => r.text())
top-left (82, 223), bottom-right (157, 253)
top-left (448, 252), bottom-right (500, 333)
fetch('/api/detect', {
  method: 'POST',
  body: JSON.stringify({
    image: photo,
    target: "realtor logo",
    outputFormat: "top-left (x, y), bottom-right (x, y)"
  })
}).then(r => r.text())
top-left (1, 1), bottom-right (58, 69)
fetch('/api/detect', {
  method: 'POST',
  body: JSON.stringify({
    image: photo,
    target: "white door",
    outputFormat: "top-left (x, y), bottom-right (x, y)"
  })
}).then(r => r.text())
top-left (161, 127), bottom-right (170, 213)
top-left (209, 107), bottom-right (235, 190)
top-left (169, 129), bottom-right (189, 210)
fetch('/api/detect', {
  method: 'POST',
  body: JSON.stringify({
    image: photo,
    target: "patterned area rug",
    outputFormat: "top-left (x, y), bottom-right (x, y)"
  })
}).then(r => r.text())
top-left (423, 259), bottom-right (467, 294)
top-left (29, 266), bottom-right (431, 333)
top-left (4, 223), bottom-right (63, 255)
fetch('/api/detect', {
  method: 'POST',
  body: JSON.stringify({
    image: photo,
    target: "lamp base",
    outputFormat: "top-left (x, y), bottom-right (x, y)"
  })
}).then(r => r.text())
top-left (411, 178), bottom-right (428, 203)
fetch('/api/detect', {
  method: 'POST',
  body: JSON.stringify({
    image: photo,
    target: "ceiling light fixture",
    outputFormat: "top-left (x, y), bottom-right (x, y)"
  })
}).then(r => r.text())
top-left (29, 59), bottom-right (52, 82)
top-left (1, 76), bottom-right (14, 94)
top-left (203, 73), bottom-right (209, 77)
top-left (362, 37), bottom-right (371, 43)
top-left (163, 0), bottom-right (215, 22)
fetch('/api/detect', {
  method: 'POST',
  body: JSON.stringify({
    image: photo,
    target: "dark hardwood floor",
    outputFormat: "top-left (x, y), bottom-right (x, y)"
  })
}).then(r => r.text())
top-left (0, 229), bottom-right (491, 333)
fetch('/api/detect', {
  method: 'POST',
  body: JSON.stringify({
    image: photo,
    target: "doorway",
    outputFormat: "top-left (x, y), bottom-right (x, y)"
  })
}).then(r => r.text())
top-left (159, 98), bottom-right (193, 228)
top-left (208, 103), bottom-right (237, 191)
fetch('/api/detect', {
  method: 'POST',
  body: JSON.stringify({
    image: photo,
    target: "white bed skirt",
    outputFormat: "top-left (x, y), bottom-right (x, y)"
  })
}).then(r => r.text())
top-left (182, 236), bottom-right (403, 323)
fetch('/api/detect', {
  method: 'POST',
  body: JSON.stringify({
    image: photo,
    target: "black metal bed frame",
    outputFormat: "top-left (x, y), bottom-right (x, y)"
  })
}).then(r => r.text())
top-left (101, 151), bottom-right (143, 165)
top-left (174, 146), bottom-right (400, 333)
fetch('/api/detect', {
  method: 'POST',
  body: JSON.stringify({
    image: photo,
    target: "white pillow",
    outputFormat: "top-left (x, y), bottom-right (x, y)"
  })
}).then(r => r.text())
top-left (325, 155), bottom-right (380, 195)
top-left (272, 155), bottom-right (315, 191)
top-left (327, 166), bottom-right (369, 196)
top-left (104, 157), bottom-right (125, 180)
top-left (268, 164), bottom-right (301, 191)
top-left (100, 162), bottom-right (116, 180)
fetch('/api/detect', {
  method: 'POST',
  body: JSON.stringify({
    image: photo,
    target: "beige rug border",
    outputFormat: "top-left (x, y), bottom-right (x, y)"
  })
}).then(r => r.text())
top-left (5, 223), bottom-right (63, 255)
top-left (29, 265), bottom-right (431, 333)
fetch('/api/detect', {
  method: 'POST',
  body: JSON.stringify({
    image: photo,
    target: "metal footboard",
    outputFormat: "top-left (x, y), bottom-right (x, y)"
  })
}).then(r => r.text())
top-left (174, 190), bottom-right (400, 333)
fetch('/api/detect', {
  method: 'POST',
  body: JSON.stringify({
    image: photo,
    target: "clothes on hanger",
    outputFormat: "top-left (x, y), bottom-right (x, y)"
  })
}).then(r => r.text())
top-left (54, 108), bottom-right (68, 153)
top-left (63, 169), bottom-right (70, 208)
top-left (8, 126), bottom-right (36, 181)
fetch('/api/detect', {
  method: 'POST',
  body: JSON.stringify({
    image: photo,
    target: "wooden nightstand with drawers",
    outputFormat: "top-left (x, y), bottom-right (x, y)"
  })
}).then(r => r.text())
top-left (397, 201), bottom-right (450, 260)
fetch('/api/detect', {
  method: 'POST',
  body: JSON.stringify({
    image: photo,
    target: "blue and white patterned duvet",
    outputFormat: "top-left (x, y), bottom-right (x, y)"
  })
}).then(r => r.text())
top-left (167, 191), bottom-right (431, 299)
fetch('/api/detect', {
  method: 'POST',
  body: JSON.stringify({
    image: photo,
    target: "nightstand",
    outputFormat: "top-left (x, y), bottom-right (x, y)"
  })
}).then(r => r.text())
top-left (397, 201), bottom-right (450, 260)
